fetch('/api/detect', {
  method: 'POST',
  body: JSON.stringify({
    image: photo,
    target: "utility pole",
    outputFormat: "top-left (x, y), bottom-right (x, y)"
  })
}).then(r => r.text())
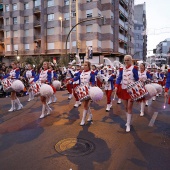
top-left (69, 0), bottom-right (72, 54)
top-left (76, 0), bottom-right (79, 55)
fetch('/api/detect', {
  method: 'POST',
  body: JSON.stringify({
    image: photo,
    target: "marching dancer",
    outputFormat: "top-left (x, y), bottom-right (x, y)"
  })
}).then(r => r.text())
top-left (164, 66), bottom-right (170, 104)
top-left (34, 61), bottom-right (53, 118)
top-left (115, 55), bottom-right (139, 132)
top-left (24, 64), bottom-right (36, 101)
top-left (69, 61), bottom-right (95, 125)
top-left (104, 68), bottom-right (116, 111)
top-left (138, 63), bottom-right (151, 116)
top-left (3, 61), bottom-right (23, 112)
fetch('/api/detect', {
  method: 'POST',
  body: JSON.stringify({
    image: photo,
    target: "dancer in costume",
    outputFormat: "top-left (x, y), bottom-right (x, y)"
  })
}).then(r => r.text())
top-left (69, 61), bottom-right (95, 125)
top-left (164, 66), bottom-right (170, 104)
top-left (115, 55), bottom-right (139, 132)
top-left (2, 61), bottom-right (23, 111)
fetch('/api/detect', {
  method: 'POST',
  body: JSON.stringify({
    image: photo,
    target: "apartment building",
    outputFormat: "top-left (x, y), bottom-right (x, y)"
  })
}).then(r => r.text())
top-left (0, 0), bottom-right (134, 64)
top-left (134, 2), bottom-right (147, 61)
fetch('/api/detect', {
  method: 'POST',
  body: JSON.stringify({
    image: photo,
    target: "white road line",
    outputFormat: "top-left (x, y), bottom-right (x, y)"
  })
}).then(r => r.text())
top-left (148, 112), bottom-right (158, 127)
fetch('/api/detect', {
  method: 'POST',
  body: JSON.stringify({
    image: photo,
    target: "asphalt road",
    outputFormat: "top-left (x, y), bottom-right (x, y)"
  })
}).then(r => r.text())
top-left (0, 90), bottom-right (170, 170)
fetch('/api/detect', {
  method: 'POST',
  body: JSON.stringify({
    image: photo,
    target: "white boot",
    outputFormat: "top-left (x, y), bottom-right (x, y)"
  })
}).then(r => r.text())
top-left (74, 101), bottom-right (81, 108)
top-left (145, 100), bottom-right (148, 106)
top-left (126, 113), bottom-right (132, 132)
top-left (140, 102), bottom-right (145, 116)
top-left (47, 97), bottom-right (52, 104)
top-left (87, 107), bottom-right (93, 122)
top-left (40, 104), bottom-right (46, 118)
top-left (80, 110), bottom-right (87, 126)
top-left (15, 98), bottom-right (23, 110)
top-left (68, 93), bottom-right (73, 100)
top-left (117, 99), bottom-right (122, 104)
top-left (8, 100), bottom-right (16, 112)
top-left (31, 91), bottom-right (34, 100)
top-left (106, 104), bottom-right (110, 112)
top-left (28, 92), bottom-right (32, 102)
top-left (52, 94), bottom-right (57, 103)
top-left (152, 96), bottom-right (156, 101)
top-left (46, 103), bottom-right (52, 115)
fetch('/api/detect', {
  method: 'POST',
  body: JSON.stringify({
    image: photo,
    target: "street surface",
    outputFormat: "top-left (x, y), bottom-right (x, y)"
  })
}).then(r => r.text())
top-left (0, 90), bottom-right (170, 170)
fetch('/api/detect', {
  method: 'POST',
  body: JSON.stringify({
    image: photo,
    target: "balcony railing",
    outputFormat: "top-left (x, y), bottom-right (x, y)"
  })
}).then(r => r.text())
top-left (119, 47), bottom-right (126, 54)
top-left (0, 25), bottom-right (4, 30)
top-left (34, 34), bottom-right (41, 40)
top-left (0, 38), bottom-right (4, 42)
top-left (0, 51), bottom-right (5, 55)
top-left (119, 33), bottom-right (128, 42)
top-left (34, 6), bottom-right (41, 13)
top-left (119, 19), bottom-right (128, 30)
top-left (0, 11), bottom-right (3, 17)
top-left (34, 48), bottom-right (41, 53)
top-left (34, 20), bottom-right (40, 27)
top-left (119, 4), bottom-right (128, 18)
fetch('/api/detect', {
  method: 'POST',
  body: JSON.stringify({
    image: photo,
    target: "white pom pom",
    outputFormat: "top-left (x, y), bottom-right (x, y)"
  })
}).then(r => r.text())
top-left (144, 84), bottom-right (157, 100)
top-left (89, 86), bottom-right (103, 102)
top-left (11, 80), bottom-right (24, 92)
top-left (52, 80), bottom-right (61, 90)
top-left (40, 84), bottom-right (53, 97)
top-left (150, 83), bottom-right (162, 94)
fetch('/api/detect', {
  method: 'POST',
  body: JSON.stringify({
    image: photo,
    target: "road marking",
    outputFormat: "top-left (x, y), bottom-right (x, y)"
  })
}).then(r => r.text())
top-left (148, 112), bottom-right (158, 127)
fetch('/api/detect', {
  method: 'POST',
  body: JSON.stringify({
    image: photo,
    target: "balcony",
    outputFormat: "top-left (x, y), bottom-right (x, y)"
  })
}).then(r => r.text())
top-left (0, 37), bottom-right (4, 42)
top-left (0, 0), bottom-right (3, 3)
top-left (34, 48), bottom-right (41, 54)
top-left (119, 33), bottom-right (128, 42)
top-left (119, 4), bottom-right (128, 18)
top-left (34, 20), bottom-right (41, 27)
top-left (119, 19), bottom-right (128, 30)
top-left (0, 11), bottom-right (3, 17)
top-left (34, 34), bottom-right (41, 40)
top-left (119, 47), bottom-right (126, 54)
top-left (0, 25), bottom-right (4, 30)
top-left (34, 6), bottom-right (41, 13)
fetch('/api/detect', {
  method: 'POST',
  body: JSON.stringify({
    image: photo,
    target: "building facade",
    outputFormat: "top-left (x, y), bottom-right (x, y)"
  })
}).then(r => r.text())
top-left (155, 38), bottom-right (170, 66)
top-left (133, 2), bottom-right (147, 61)
top-left (0, 0), bottom-right (134, 64)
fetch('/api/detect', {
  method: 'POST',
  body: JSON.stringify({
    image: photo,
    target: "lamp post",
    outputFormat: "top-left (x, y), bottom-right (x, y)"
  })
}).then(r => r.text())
top-left (15, 50), bottom-right (20, 61)
top-left (59, 17), bottom-right (63, 56)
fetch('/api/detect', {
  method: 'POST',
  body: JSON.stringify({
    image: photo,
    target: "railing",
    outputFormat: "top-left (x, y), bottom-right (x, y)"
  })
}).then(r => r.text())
top-left (119, 19), bottom-right (128, 30)
top-left (33, 6), bottom-right (41, 13)
top-left (34, 48), bottom-right (41, 53)
top-left (0, 25), bottom-right (4, 30)
top-left (0, 11), bottom-right (3, 17)
top-left (119, 47), bottom-right (126, 54)
top-left (119, 4), bottom-right (128, 18)
top-left (34, 20), bottom-right (40, 26)
top-left (34, 34), bottom-right (41, 40)
top-left (119, 33), bottom-right (128, 42)
top-left (0, 38), bottom-right (4, 42)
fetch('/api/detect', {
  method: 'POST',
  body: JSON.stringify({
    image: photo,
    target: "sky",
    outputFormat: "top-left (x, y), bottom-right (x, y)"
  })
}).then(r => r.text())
top-left (134, 0), bottom-right (170, 56)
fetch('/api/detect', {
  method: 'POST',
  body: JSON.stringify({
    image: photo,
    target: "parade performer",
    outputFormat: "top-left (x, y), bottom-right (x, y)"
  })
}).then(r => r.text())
top-left (65, 62), bottom-right (75, 99)
top-left (48, 63), bottom-right (58, 104)
top-left (2, 61), bottom-right (23, 112)
top-left (115, 55), bottom-right (139, 132)
top-left (164, 67), bottom-right (170, 104)
top-left (104, 68), bottom-right (116, 111)
top-left (96, 65), bottom-right (104, 88)
top-left (69, 61), bottom-right (95, 125)
top-left (24, 64), bottom-right (36, 101)
top-left (34, 61), bottom-right (53, 118)
top-left (92, 64), bottom-right (98, 86)
top-left (115, 66), bottom-right (122, 104)
top-left (138, 63), bottom-right (151, 116)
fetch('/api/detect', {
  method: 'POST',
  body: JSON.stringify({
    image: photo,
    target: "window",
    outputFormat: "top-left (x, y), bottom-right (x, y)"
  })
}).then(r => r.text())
top-left (24, 16), bottom-right (29, 23)
top-left (13, 17), bottom-right (17, 24)
top-left (72, 41), bottom-right (76, 47)
top-left (5, 5), bottom-right (9, 12)
top-left (64, 13), bottom-right (69, 20)
top-left (64, 0), bottom-right (69, 5)
top-left (12, 4), bottom-right (17, 11)
top-left (47, 14), bottom-right (54, 21)
top-left (24, 3), bottom-right (29, 9)
top-left (71, 11), bottom-right (76, 18)
top-left (47, 0), bottom-right (54, 7)
top-left (14, 44), bottom-right (18, 51)
top-left (86, 41), bottom-right (93, 46)
top-left (86, 25), bottom-right (92, 33)
top-left (136, 43), bottom-right (139, 48)
top-left (47, 28), bottom-right (54, 35)
top-left (6, 31), bottom-right (10, 38)
top-left (6, 18), bottom-right (9, 25)
top-left (6, 45), bottom-right (11, 51)
top-left (87, 0), bottom-right (92, 2)
top-left (47, 43), bottom-right (54, 50)
top-left (13, 30), bottom-right (18, 37)
top-left (25, 44), bottom-right (30, 50)
top-left (136, 35), bottom-right (139, 39)
top-left (34, 0), bottom-right (41, 7)
top-left (72, 0), bottom-right (76, 2)
top-left (86, 10), bottom-right (92, 18)
top-left (24, 30), bottom-right (29, 37)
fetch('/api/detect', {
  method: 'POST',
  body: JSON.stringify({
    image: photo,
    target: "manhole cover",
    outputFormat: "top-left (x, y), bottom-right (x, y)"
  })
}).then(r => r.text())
top-left (55, 138), bottom-right (95, 156)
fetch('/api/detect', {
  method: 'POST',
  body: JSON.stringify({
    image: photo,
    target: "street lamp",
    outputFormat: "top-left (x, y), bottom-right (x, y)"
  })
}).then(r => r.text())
top-left (59, 17), bottom-right (63, 56)
top-left (15, 50), bottom-right (20, 61)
